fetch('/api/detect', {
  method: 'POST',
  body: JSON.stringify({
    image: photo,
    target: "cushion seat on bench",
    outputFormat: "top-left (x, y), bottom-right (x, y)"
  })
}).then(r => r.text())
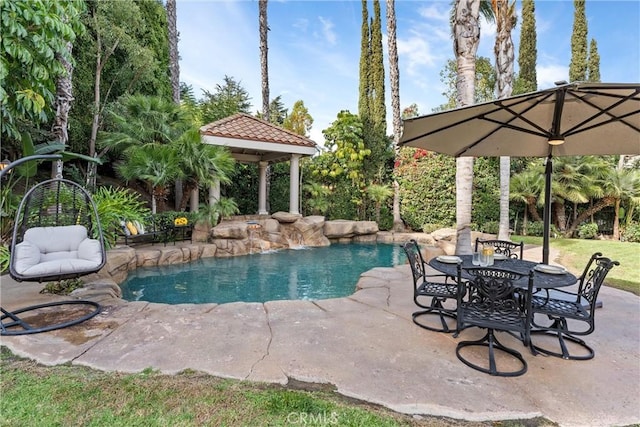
top-left (13, 225), bottom-right (103, 277)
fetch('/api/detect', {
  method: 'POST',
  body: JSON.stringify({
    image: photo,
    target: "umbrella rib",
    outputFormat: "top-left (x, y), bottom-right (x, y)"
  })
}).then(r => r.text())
top-left (563, 88), bottom-right (640, 137)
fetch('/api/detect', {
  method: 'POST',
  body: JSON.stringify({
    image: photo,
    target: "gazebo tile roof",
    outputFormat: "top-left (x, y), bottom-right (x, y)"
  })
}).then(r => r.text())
top-left (200, 113), bottom-right (317, 149)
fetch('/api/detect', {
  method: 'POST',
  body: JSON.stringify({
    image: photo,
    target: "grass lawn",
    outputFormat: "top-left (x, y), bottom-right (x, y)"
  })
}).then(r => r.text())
top-left (514, 235), bottom-right (640, 295)
top-left (0, 348), bottom-right (551, 427)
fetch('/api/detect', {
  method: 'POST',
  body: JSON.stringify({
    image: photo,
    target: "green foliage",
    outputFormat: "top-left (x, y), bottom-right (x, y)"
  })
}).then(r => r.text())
top-left (283, 100), bottom-right (313, 137)
top-left (471, 157), bottom-right (500, 227)
top-left (422, 223), bottom-right (444, 234)
top-left (577, 222), bottom-right (599, 239)
top-left (199, 75), bottom-right (251, 124)
top-left (523, 221), bottom-right (560, 238)
top-left (1, 0), bottom-right (84, 142)
top-left (302, 182), bottom-right (330, 216)
top-left (225, 163), bottom-right (258, 214)
top-left (0, 245), bottom-right (9, 273)
top-left (587, 38), bottom-right (601, 82)
top-left (435, 57), bottom-right (496, 111)
top-left (317, 111), bottom-right (369, 184)
top-left (481, 221), bottom-right (500, 234)
top-left (69, 0), bottom-right (171, 154)
top-left (621, 222), bottom-right (640, 243)
top-left (569, 0), bottom-right (588, 82)
top-left (41, 278), bottom-right (84, 295)
top-left (92, 186), bottom-right (150, 248)
top-left (396, 148), bottom-right (456, 230)
top-left (268, 162), bottom-right (290, 214)
top-left (516, 0), bottom-right (537, 93)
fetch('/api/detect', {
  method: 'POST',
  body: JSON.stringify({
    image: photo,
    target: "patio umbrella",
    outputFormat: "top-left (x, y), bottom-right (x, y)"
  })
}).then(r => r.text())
top-left (399, 82), bottom-right (640, 263)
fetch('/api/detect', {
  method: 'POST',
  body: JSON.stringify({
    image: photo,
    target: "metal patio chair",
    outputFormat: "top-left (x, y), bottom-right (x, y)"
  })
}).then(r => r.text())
top-left (454, 266), bottom-right (535, 377)
top-left (529, 252), bottom-right (619, 360)
top-left (401, 239), bottom-right (459, 333)
top-left (475, 238), bottom-right (524, 260)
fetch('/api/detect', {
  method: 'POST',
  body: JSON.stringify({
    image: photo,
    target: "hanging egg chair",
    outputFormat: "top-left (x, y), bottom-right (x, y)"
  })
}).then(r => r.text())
top-left (2, 159), bottom-right (105, 335)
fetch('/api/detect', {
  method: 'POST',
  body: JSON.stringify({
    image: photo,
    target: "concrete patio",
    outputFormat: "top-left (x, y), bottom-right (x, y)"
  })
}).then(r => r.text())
top-left (1, 245), bottom-right (639, 427)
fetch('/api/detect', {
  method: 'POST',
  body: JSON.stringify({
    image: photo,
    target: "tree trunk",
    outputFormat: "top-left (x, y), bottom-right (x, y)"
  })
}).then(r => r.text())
top-left (564, 197), bottom-right (615, 237)
top-left (527, 196), bottom-right (542, 221)
top-left (554, 200), bottom-right (567, 233)
top-left (166, 0), bottom-right (183, 210)
top-left (259, 0), bottom-right (269, 120)
top-left (494, 0), bottom-right (515, 240)
top-left (613, 198), bottom-right (621, 240)
top-left (51, 40), bottom-right (74, 180)
top-left (386, 0), bottom-right (404, 232)
top-left (453, 0), bottom-right (480, 255)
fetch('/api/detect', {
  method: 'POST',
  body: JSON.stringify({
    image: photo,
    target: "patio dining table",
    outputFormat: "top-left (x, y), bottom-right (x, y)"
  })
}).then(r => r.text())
top-left (428, 255), bottom-right (577, 289)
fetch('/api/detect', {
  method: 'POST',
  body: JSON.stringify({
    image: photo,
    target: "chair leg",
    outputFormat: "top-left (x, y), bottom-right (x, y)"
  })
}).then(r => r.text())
top-left (530, 317), bottom-right (594, 360)
top-left (412, 297), bottom-right (456, 333)
top-left (1, 301), bottom-right (101, 336)
top-left (456, 329), bottom-right (527, 377)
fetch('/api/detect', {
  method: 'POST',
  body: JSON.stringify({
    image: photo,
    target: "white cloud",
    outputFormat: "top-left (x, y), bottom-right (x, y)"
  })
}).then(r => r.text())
top-left (537, 64), bottom-right (569, 90)
top-left (318, 16), bottom-right (337, 45)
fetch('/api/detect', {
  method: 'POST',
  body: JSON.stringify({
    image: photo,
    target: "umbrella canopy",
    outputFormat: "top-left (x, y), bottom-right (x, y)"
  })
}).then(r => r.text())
top-left (399, 82), bottom-right (640, 263)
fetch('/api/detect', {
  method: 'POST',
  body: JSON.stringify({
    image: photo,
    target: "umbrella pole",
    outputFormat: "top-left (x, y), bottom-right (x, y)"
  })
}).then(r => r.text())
top-left (542, 156), bottom-right (552, 264)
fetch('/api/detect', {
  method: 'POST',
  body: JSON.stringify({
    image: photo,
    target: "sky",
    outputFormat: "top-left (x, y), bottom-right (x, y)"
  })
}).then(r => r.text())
top-left (176, 0), bottom-right (640, 146)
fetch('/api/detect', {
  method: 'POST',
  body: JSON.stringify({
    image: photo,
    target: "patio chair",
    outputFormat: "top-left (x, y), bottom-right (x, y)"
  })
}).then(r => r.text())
top-left (475, 238), bottom-right (524, 259)
top-left (529, 252), bottom-right (619, 360)
top-left (401, 240), bottom-right (459, 333)
top-left (454, 267), bottom-right (535, 377)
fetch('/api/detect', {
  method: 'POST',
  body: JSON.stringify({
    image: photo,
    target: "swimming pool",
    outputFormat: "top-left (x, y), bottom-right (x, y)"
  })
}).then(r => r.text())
top-left (120, 243), bottom-right (405, 304)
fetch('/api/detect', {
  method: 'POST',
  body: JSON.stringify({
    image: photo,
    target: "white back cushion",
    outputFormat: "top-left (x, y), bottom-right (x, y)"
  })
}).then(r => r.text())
top-left (24, 225), bottom-right (88, 253)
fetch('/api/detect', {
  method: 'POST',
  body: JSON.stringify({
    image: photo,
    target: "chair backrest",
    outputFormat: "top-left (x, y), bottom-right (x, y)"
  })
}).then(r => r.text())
top-left (461, 267), bottom-right (534, 333)
top-left (401, 239), bottom-right (426, 286)
top-left (475, 238), bottom-right (524, 259)
top-left (576, 252), bottom-right (619, 310)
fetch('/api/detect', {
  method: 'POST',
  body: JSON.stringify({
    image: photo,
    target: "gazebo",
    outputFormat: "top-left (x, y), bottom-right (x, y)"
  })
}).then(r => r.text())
top-left (200, 113), bottom-right (318, 215)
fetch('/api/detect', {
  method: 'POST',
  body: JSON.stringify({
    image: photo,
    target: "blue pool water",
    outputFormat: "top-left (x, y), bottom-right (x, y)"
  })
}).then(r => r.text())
top-left (120, 243), bottom-right (405, 304)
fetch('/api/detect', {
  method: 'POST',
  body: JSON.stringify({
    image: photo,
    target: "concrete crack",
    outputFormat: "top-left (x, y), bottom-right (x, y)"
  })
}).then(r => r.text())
top-left (246, 303), bottom-right (275, 379)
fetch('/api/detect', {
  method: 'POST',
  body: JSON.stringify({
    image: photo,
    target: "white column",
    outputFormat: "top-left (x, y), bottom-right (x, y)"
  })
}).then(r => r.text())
top-left (258, 161), bottom-right (268, 215)
top-left (289, 154), bottom-right (301, 215)
top-left (209, 180), bottom-right (220, 208)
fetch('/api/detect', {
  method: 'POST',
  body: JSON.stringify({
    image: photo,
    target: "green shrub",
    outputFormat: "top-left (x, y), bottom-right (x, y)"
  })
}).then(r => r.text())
top-left (578, 222), bottom-right (599, 239)
top-left (481, 220), bottom-right (499, 234)
top-left (41, 278), bottom-right (84, 295)
top-left (0, 245), bottom-right (9, 273)
top-left (422, 223), bottom-right (444, 234)
top-left (92, 187), bottom-right (151, 248)
top-left (621, 222), bottom-right (640, 243)
top-left (524, 221), bottom-right (559, 237)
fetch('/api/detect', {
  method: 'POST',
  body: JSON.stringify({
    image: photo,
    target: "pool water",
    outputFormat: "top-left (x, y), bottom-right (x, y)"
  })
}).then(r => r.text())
top-left (120, 243), bottom-right (405, 304)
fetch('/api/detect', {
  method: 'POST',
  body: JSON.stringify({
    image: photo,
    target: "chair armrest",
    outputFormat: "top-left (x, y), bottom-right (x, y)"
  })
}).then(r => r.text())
top-left (78, 238), bottom-right (103, 263)
top-left (12, 241), bottom-right (41, 273)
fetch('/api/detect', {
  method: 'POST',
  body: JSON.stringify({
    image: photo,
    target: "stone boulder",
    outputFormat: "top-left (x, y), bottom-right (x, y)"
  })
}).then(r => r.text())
top-left (431, 227), bottom-right (457, 241)
top-left (324, 220), bottom-right (379, 240)
top-left (293, 216), bottom-right (329, 247)
top-left (272, 211), bottom-right (302, 223)
top-left (211, 221), bottom-right (249, 239)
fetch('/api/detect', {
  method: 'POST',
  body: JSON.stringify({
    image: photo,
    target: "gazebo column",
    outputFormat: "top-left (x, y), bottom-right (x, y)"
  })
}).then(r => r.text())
top-left (258, 161), bottom-right (268, 215)
top-left (209, 180), bottom-right (220, 208)
top-left (289, 154), bottom-right (301, 215)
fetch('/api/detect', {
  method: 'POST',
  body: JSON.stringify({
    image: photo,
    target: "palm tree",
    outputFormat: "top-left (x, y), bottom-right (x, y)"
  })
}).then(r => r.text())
top-left (452, 0), bottom-right (481, 255)
top-left (367, 183), bottom-right (393, 225)
top-left (166, 0), bottom-right (180, 105)
top-left (116, 144), bottom-right (183, 214)
top-left (492, 0), bottom-right (517, 240)
top-left (510, 168), bottom-right (544, 234)
top-left (386, 0), bottom-right (403, 232)
top-left (303, 182), bottom-right (330, 216)
top-left (175, 128), bottom-right (235, 212)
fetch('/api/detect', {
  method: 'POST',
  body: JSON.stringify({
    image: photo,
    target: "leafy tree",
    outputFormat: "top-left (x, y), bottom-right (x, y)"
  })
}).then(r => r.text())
top-left (435, 57), bottom-right (495, 111)
top-left (569, 0), bottom-right (588, 82)
top-left (302, 182), bottom-right (330, 215)
top-left (515, 0), bottom-right (537, 94)
top-left (1, 0), bottom-right (84, 144)
top-left (257, 96), bottom-right (288, 125)
top-left (587, 39), bottom-right (601, 82)
top-left (199, 75), bottom-right (251, 124)
top-left (358, 0), bottom-right (370, 126)
top-left (283, 100), bottom-right (313, 137)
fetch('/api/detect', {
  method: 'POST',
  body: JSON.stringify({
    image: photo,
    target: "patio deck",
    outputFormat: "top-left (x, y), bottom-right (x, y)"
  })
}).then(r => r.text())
top-left (1, 245), bottom-right (638, 426)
